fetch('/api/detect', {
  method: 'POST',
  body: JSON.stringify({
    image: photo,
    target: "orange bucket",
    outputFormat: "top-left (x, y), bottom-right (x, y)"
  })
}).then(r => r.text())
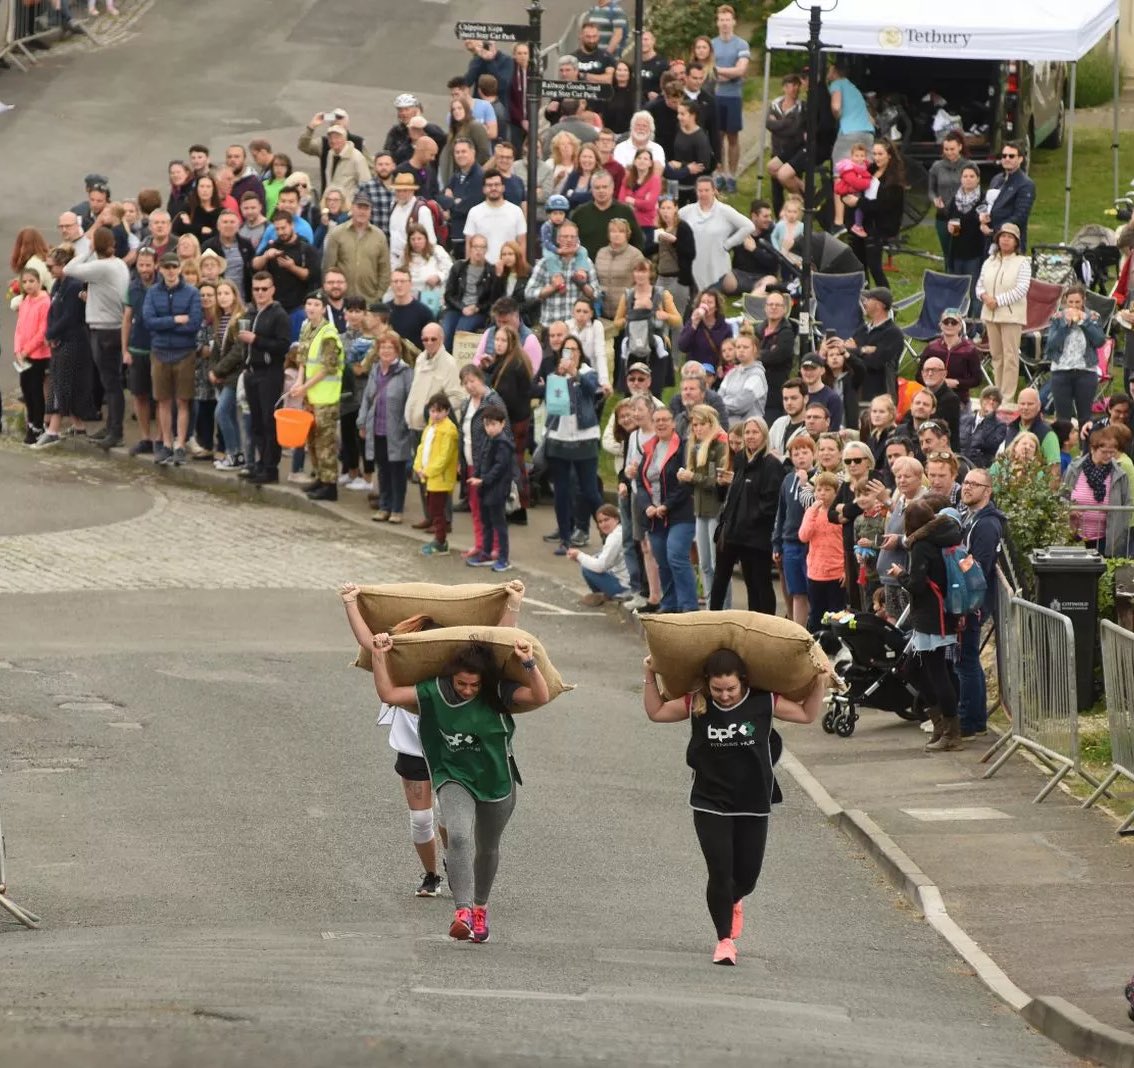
top-left (274, 408), bottom-right (314, 448)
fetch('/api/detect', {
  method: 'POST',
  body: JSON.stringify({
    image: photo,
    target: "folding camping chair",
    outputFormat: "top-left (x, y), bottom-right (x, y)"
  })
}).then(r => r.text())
top-left (892, 270), bottom-right (973, 367)
top-left (811, 270), bottom-right (865, 344)
top-left (1015, 279), bottom-right (1066, 389)
top-left (1085, 290), bottom-right (1118, 333)
top-left (742, 293), bottom-right (766, 324)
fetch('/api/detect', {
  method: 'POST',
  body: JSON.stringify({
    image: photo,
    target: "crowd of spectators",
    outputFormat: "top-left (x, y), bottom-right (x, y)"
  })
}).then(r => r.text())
top-left (7, 1), bottom-right (1131, 745)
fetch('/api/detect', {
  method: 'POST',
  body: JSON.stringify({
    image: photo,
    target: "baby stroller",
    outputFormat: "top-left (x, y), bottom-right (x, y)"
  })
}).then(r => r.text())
top-left (815, 610), bottom-right (928, 737)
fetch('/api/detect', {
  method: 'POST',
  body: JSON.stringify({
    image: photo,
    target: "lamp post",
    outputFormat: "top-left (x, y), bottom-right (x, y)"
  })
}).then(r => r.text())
top-left (790, 1), bottom-right (837, 346)
top-left (631, 0), bottom-right (645, 112)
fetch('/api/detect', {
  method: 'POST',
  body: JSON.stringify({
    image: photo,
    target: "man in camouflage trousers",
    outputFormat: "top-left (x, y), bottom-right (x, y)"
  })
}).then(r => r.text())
top-left (289, 292), bottom-right (345, 501)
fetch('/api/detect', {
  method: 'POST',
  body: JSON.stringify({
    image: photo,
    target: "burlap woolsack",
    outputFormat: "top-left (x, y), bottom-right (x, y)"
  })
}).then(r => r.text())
top-left (352, 582), bottom-right (511, 669)
top-left (359, 625), bottom-right (573, 713)
top-left (640, 610), bottom-right (835, 701)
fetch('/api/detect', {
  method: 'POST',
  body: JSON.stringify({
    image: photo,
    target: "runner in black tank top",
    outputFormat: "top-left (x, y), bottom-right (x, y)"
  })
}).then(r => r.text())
top-left (643, 647), bottom-right (826, 966)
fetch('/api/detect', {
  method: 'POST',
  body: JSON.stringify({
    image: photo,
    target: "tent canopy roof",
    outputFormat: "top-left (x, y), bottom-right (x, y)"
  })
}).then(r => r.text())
top-left (764, 0), bottom-right (1118, 63)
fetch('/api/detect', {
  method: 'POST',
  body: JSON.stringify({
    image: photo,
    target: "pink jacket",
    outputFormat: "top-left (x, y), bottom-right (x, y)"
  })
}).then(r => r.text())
top-left (13, 291), bottom-right (50, 361)
top-left (799, 502), bottom-right (845, 581)
top-left (619, 173), bottom-right (661, 229)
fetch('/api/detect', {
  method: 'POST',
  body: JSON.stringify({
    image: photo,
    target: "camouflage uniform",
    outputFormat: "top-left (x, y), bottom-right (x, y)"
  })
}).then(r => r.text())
top-left (298, 320), bottom-right (343, 485)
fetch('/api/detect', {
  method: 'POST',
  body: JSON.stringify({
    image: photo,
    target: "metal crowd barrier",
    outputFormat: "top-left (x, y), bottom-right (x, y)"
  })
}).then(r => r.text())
top-left (1, 0), bottom-right (88, 72)
top-left (981, 596), bottom-right (1081, 802)
top-left (990, 564), bottom-right (1018, 721)
top-left (1082, 620), bottom-right (1134, 833)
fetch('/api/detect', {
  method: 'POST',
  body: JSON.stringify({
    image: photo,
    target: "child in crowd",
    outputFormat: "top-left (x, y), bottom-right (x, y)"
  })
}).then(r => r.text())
top-left (466, 403), bottom-right (514, 573)
top-left (413, 393), bottom-right (460, 556)
top-left (771, 195), bottom-right (803, 255)
top-left (798, 470), bottom-right (847, 631)
top-left (282, 343), bottom-right (308, 482)
top-left (852, 488), bottom-right (889, 598)
top-left (872, 586), bottom-right (895, 624)
top-left (540, 195), bottom-right (571, 257)
top-left (1052, 419), bottom-right (1076, 475)
top-left (568, 503), bottom-right (631, 606)
top-left (833, 141), bottom-right (872, 235)
top-left (717, 335), bottom-right (738, 377)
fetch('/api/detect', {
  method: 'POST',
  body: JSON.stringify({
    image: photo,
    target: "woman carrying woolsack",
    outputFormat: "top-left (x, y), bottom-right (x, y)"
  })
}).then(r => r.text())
top-left (644, 647), bottom-right (825, 966)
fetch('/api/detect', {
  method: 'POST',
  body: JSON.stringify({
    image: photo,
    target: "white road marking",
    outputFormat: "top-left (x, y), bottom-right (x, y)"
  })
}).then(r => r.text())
top-left (902, 807), bottom-right (1011, 822)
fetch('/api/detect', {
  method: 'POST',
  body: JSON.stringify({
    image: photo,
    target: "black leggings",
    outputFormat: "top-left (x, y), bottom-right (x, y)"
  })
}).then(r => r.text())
top-left (693, 811), bottom-right (770, 940)
top-left (917, 645), bottom-right (958, 719)
top-left (19, 360), bottom-right (48, 432)
top-left (709, 543), bottom-right (775, 613)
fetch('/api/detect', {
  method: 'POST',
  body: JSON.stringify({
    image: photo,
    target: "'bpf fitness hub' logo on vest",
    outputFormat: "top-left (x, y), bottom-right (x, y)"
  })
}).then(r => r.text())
top-left (708, 721), bottom-right (757, 744)
top-left (440, 729), bottom-right (480, 752)
top-left (877, 27), bottom-right (973, 49)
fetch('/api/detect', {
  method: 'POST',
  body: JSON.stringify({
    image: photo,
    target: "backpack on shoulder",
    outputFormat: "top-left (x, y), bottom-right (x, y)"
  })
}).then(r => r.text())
top-left (411, 196), bottom-right (449, 248)
top-left (940, 544), bottom-right (988, 616)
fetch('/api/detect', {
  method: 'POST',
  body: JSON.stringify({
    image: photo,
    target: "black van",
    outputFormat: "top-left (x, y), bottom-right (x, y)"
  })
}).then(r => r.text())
top-left (839, 54), bottom-right (1068, 165)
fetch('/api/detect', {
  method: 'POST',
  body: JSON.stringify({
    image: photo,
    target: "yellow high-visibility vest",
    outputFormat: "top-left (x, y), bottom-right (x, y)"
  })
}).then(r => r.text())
top-left (303, 319), bottom-right (344, 405)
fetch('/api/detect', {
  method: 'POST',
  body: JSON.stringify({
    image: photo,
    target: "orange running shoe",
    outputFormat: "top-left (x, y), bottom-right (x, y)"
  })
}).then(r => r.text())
top-left (712, 937), bottom-right (737, 966)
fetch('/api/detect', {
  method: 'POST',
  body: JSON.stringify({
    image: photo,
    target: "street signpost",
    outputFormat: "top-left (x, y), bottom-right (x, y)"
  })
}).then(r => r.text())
top-left (453, 22), bottom-right (531, 44)
top-left (453, 2), bottom-right (613, 262)
top-left (538, 80), bottom-right (612, 102)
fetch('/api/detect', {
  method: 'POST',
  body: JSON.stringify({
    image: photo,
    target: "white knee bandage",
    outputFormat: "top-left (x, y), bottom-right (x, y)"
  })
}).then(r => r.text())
top-left (410, 808), bottom-right (435, 845)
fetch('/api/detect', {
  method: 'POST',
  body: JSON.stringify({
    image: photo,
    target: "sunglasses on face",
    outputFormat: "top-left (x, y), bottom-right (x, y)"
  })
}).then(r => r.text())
top-left (1001, 153), bottom-right (1019, 159)
top-left (940, 318), bottom-right (960, 325)
top-left (845, 456), bottom-right (869, 465)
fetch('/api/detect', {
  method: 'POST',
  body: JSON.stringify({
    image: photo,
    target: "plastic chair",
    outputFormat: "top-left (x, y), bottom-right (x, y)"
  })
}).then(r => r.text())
top-left (1017, 279), bottom-right (1066, 388)
top-left (812, 270), bottom-right (865, 342)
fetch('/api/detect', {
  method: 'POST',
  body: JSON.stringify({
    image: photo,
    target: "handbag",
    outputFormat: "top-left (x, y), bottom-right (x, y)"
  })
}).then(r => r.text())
top-left (545, 374), bottom-right (571, 417)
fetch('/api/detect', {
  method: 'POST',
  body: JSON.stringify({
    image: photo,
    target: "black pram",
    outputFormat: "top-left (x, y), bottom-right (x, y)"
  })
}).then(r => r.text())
top-left (815, 611), bottom-right (929, 737)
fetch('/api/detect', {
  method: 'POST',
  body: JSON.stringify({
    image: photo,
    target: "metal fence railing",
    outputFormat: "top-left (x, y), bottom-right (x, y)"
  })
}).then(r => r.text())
top-left (988, 564), bottom-right (1018, 722)
top-left (1082, 620), bottom-right (1134, 833)
top-left (981, 596), bottom-right (1081, 802)
top-left (0, 0), bottom-right (91, 72)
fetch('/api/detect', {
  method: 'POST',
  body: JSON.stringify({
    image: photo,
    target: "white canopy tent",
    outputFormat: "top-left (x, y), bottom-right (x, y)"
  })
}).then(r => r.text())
top-left (760, 0), bottom-right (1123, 241)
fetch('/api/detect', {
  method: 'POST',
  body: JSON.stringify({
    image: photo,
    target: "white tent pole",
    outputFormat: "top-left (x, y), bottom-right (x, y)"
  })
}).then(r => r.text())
top-left (1064, 60), bottom-right (1077, 244)
top-left (756, 48), bottom-right (772, 198)
top-left (1114, 21), bottom-right (1121, 203)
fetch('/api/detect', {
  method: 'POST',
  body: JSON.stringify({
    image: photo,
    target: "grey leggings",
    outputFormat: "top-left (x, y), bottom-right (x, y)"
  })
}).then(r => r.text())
top-left (437, 781), bottom-right (517, 909)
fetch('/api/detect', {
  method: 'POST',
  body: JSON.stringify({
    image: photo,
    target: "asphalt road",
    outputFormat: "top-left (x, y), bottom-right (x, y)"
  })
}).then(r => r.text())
top-left (0, 4), bottom-right (1084, 1064)
top-left (0, 444), bottom-right (1078, 1068)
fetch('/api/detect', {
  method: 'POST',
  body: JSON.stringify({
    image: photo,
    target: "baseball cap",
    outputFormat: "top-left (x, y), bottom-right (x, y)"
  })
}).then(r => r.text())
top-left (800, 353), bottom-right (825, 369)
top-left (326, 124), bottom-right (347, 137)
top-left (84, 173), bottom-right (109, 190)
top-left (547, 194), bottom-right (570, 212)
top-left (626, 362), bottom-right (652, 377)
top-left (939, 307), bottom-right (964, 323)
top-left (863, 286), bottom-right (893, 309)
top-left (367, 301), bottom-right (391, 315)
top-left (159, 252), bottom-right (180, 267)
top-left (394, 93), bottom-right (421, 109)
top-left (352, 193), bottom-right (372, 207)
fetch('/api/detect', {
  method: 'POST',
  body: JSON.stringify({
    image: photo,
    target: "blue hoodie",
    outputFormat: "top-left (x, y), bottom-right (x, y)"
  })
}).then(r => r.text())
top-left (772, 470), bottom-right (814, 555)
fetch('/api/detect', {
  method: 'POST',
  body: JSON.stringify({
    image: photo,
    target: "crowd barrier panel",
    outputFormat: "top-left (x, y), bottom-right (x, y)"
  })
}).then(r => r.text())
top-left (1082, 620), bottom-right (1134, 833)
top-left (981, 596), bottom-right (1081, 802)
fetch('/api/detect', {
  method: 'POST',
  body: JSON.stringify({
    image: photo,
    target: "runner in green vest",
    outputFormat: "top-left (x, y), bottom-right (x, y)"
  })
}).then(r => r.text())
top-left (289, 292), bottom-right (344, 501)
top-left (370, 631), bottom-right (550, 943)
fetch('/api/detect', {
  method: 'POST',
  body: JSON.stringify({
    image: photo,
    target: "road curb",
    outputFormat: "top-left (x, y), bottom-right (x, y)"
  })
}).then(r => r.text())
top-left (777, 750), bottom-right (1134, 1064)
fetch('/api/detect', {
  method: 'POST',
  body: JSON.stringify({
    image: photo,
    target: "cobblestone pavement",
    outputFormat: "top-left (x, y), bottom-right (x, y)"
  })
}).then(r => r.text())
top-left (0, 452), bottom-right (414, 594)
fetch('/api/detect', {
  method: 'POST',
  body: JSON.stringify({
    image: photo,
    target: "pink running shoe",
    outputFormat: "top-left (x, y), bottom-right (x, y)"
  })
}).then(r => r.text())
top-left (449, 907), bottom-right (473, 940)
top-left (712, 937), bottom-right (737, 966)
top-left (470, 905), bottom-right (490, 943)
top-left (730, 901), bottom-right (744, 940)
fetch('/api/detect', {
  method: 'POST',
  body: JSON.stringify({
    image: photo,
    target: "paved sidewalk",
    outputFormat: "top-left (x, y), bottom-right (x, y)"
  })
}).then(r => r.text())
top-left (779, 708), bottom-right (1134, 1065)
